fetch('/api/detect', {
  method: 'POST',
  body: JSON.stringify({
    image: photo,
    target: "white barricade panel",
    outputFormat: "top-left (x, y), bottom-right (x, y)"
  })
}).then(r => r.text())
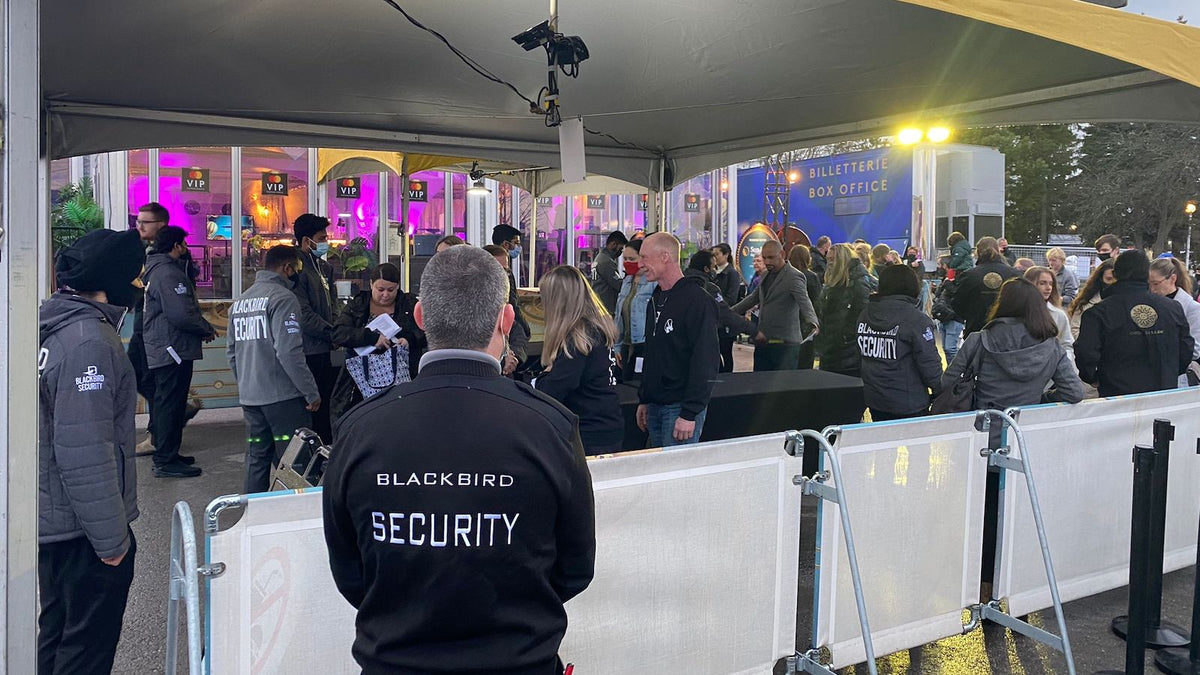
top-left (997, 390), bottom-right (1200, 618)
top-left (208, 490), bottom-right (358, 674)
top-left (560, 433), bottom-right (802, 675)
top-left (816, 414), bottom-right (986, 669)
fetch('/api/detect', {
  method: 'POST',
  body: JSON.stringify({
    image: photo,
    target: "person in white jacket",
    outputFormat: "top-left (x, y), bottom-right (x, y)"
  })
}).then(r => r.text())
top-left (1149, 257), bottom-right (1200, 386)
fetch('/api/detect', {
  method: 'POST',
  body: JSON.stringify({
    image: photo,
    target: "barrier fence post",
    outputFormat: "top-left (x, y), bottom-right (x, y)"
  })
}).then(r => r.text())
top-left (1153, 438), bottom-right (1200, 675)
top-left (1112, 420), bottom-right (1188, 649)
top-left (165, 501), bottom-right (205, 675)
top-left (1098, 445), bottom-right (1157, 675)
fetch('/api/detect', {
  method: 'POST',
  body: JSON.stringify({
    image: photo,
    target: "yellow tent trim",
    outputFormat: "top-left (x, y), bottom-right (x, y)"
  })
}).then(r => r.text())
top-left (899, 0), bottom-right (1200, 89)
top-left (316, 148), bottom-right (471, 183)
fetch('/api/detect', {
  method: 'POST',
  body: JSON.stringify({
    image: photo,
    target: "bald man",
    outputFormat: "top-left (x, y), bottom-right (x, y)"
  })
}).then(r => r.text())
top-left (731, 240), bottom-right (820, 371)
top-left (635, 233), bottom-right (720, 446)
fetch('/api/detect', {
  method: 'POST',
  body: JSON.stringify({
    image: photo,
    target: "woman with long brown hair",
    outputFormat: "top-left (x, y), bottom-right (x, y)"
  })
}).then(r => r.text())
top-left (1023, 266), bottom-right (1073, 354)
top-left (533, 265), bottom-right (624, 454)
top-left (1066, 257), bottom-right (1116, 339)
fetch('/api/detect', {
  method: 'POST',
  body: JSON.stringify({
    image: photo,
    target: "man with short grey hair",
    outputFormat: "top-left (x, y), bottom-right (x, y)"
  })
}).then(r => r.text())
top-left (324, 244), bottom-right (596, 674)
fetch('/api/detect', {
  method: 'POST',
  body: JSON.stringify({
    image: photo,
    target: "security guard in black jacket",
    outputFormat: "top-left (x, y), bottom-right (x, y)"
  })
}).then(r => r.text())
top-left (951, 237), bottom-right (1021, 335)
top-left (1075, 250), bottom-right (1194, 397)
top-left (323, 245), bottom-right (595, 675)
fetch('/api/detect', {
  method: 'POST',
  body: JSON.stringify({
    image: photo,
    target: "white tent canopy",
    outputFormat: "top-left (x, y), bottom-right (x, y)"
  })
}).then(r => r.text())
top-left (44, 0), bottom-right (1200, 188)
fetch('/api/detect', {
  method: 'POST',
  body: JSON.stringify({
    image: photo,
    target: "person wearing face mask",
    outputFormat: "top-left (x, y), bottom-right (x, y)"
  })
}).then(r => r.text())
top-left (588, 230), bottom-right (629, 315)
top-left (614, 239), bottom-right (657, 382)
top-left (291, 213), bottom-right (337, 443)
top-left (39, 228), bottom-right (145, 675)
top-left (1094, 233), bottom-right (1121, 267)
top-left (330, 263), bottom-right (427, 422)
top-left (142, 226), bottom-right (216, 477)
top-left (483, 245), bottom-right (531, 377)
top-left (228, 245), bottom-right (321, 493)
top-left (492, 224), bottom-right (528, 287)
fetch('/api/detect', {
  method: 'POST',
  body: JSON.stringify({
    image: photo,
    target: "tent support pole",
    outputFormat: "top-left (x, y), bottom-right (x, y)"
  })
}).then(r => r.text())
top-left (529, 174), bottom-right (538, 286)
top-left (399, 155), bottom-right (411, 292)
top-left (1, 0), bottom-right (42, 669)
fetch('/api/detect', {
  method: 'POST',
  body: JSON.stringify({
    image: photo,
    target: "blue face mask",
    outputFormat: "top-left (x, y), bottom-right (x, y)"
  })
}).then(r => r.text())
top-left (509, 245), bottom-right (521, 259)
top-left (313, 241), bottom-right (331, 258)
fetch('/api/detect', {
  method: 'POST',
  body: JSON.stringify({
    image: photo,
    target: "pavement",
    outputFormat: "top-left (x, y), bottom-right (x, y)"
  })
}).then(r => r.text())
top-left (111, 347), bottom-right (1198, 674)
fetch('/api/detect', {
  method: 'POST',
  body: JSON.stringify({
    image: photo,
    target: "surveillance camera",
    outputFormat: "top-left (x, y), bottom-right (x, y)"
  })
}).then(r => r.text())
top-left (512, 21), bottom-right (552, 51)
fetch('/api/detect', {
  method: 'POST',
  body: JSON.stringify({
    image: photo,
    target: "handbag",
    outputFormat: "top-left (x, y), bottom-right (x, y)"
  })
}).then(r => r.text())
top-left (345, 343), bottom-right (411, 400)
top-left (930, 338), bottom-right (984, 414)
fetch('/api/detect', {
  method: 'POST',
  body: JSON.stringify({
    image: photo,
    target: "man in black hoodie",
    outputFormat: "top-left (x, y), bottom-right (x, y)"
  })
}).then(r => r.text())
top-left (39, 229), bottom-right (145, 675)
top-left (323, 245), bottom-right (594, 674)
top-left (1075, 250), bottom-right (1193, 396)
top-left (951, 237), bottom-right (1021, 335)
top-left (636, 233), bottom-right (720, 446)
top-left (857, 265), bottom-right (943, 421)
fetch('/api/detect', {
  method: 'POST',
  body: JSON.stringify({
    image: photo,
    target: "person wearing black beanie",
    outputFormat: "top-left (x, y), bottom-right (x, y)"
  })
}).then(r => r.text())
top-left (1076, 249), bottom-right (1194, 396)
top-left (39, 228), bottom-right (144, 674)
top-left (856, 264), bottom-right (943, 421)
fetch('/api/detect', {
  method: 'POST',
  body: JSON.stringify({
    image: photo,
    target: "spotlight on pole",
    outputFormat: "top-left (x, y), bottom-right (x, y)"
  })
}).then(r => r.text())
top-left (927, 127), bottom-right (952, 143)
top-left (898, 128), bottom-right (924, 145)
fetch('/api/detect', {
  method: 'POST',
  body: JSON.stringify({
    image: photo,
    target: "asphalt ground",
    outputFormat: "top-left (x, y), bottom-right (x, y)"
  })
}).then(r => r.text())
top-left (110, 345), bottom-right (1196, 674)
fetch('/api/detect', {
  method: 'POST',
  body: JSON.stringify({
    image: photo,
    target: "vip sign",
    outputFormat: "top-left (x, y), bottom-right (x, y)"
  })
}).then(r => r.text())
top-left (537, 196), bottom-right (552, 207)
top-left (182, 168), bottom-right (209, 193)
top-left (586, 195), bottom-right (605, 210)
top-left (684, 193), bottom-right (701, 212)
top-left (336, 177), bottom-right (360, 200)
top-left (262, 172), bottom-right (289, 196)
top-left (407, 180), bottom-right (428, 202)
top-left (636, 194), bottom-right (649, 211)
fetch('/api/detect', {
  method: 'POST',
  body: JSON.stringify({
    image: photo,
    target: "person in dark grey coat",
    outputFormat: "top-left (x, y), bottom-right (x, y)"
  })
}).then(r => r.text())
top-left (39, 229), bottom-right (145, 675)
top-left (143, 226), bottom-right (214, 477)
top-left (731, 241), bottom-right (819, 371)
top-left (292, 213), bottom-right (338, 442)
top-left (590, 230), bottom-right (628, 314)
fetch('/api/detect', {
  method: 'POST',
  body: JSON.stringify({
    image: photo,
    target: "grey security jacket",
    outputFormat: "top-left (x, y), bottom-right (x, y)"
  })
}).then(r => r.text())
top-left (228, 271), bottom-right (321, 406)
top-left (39, 294), bottom-right (138, 559)
top-left (732, 263), bottom-right (819, 344)
top-left (143, 253), bottom-right (214, 368)
top-left (294, 250), bottom-right (335, 355)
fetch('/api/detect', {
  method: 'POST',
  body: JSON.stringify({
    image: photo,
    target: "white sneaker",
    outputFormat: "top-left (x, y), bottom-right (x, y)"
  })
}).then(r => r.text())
top-left (136, 437), bottom-right (155, 454)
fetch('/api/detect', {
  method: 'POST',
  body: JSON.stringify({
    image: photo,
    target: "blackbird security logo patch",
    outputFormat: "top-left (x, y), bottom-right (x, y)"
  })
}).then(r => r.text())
top-left (983, 272), bottom-right (1003, 290)
top-left (923, 326), bottom-right (934, 342)
top-left (1131, 304), bottom-right (1158, 329)
top-left (76, 365), bottom-right (105, 392)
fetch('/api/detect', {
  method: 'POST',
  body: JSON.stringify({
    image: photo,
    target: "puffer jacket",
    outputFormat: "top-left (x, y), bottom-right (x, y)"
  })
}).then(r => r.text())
top-left (143, 252), bottom-right (214, 368)
top-left (947, 240), bottom-right (975, 273)
top-left (857, 295), bottom-right (943, 415)
top-left (943, 317), bottom-right (1083, 410)
top-left (38, 294), bottom-right (138, 559)
top-left (816, 260), bottom-right (873, 376)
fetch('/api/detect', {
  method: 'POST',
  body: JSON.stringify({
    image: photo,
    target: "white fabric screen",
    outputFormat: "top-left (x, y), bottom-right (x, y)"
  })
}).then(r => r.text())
top-left (559, 433), bottom-right (803, 675)
top-left (815, 414), bottom-right (987, 669)
top-left (997, 390), bottom-right (1200, 617)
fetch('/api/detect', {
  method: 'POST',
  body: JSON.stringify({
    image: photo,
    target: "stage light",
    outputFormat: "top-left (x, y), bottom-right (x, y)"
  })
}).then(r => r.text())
top-left (720, 180), bottom-right (729, 192)
top-left (468, 179), bottom-right (491, 196)
top-left (897, 128), bottom-right (924, 145)
top-left (787, 171), bottom-right (800, 183)
top-left (927, 127), bottom-right (951, 143)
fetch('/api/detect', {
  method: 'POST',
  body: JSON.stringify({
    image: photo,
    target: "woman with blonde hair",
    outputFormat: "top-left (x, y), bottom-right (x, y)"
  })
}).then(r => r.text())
top-left (533, 265), bottom-right (624, 454)
top-left (1045, 247), bottom-right (1079, 306)
top-left (816, 244), bottom-right (873, 376)
top-left (1149, 256), bottom-right (1200, 386)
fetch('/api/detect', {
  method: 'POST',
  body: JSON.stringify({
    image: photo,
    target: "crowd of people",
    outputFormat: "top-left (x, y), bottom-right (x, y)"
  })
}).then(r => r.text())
top-left (36, 199), bottom-right (1200, 672)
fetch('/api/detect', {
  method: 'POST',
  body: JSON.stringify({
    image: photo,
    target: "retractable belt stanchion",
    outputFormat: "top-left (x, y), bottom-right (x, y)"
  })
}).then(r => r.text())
top-left (1153, 439), bottom-right (1200, 675)
top-left (1099, 445), bottom-right (1157, 675)
top-left (1113, 420), bottom-right (1189, 649)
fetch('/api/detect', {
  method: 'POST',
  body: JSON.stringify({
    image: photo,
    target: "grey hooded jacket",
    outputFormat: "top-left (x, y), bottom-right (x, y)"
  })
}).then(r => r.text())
top-left (228, 271), bottom-right (321, 406)
top-left (294, 250), bottom-right (335, 355)
top-left (143, 252), bottom-right (214, 368)
top-left (38, 294), bottom-right (138, 559)
top-left (942, 317), bottom-right (1084, 410)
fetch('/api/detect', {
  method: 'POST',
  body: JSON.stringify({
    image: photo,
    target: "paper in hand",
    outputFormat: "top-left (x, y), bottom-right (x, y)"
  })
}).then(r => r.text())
top-left (354, 314), bottom-right (403, 356)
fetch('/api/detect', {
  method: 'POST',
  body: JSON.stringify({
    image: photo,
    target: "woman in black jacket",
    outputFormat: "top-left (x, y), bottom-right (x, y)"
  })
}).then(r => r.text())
top-left (788, 244), bottom-right (823, 369)
top-left (533, 265), bottom-right (624, 455)
top-left (816, 244), bottom-right (873, 376)
top-left (330, 263), bottom-right (426, 421)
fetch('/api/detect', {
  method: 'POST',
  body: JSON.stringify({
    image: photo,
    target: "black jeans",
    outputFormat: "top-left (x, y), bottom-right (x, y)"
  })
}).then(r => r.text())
top-left (718, 334), bottom-right (736, 373)
top-left (305, 353), bottom-right (339, 443)
top-left (870, 408), bottom-right (930, 422)
top-left (150, 360), bottom-right (195, 466)
top-left (619, 343), bottom-right (645, 384)
top-left (753, 343), bottom-right (801, 372)
top-left (243, 398), bottom-right (312, 494)
top-left (796, 340), bottom-right (815, 370)
top-left (38, 530), bottom-right (136, 675)
top-left (126, 333), bottom-right (156, 425)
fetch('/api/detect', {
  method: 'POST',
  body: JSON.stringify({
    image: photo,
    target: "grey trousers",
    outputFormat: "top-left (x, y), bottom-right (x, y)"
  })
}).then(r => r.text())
top-left (242, 398), bottom-right (311, 493)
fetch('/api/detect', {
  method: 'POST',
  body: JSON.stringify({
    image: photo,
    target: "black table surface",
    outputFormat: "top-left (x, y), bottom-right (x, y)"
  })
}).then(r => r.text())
top-left (616, 369), bottom-right (865, 458)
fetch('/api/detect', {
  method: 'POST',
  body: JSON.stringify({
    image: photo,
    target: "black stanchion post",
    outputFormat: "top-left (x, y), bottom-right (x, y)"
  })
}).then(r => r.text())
top-left (1113, 420), bottom-right (1189, 648)
top-left (1153, 438), bottom-right (1200, 675)
top-left (1098, 445), bottom-right (1157, 675)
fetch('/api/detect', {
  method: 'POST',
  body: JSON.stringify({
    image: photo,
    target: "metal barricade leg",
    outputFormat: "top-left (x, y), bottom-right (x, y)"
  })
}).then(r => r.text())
top-left (976, 410), bottom-right (1077, 675)
top-left (165, 501), bottom-right (206, 675)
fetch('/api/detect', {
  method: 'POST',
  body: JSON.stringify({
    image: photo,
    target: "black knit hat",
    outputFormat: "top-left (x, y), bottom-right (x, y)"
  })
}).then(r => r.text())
top-left (293, 213), bottom-right (329, 243)
top-left (1114, 249), bottom-right (1149, 282)
top-left (877, 263), bottom-right (920, 298)
top-left (56, 229), bottom-right (145, 306)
